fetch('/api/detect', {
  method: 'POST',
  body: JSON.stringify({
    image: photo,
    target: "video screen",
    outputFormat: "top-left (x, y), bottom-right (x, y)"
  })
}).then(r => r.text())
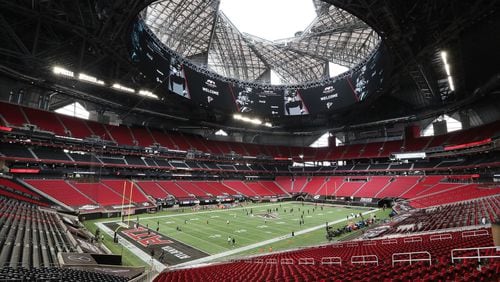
top-left (349, 48), bottom-right (386, 101)
top-left (233, 86), bottom-right (283, 116)
top-left (131, 18), bottom-right (392, 117)
top-left (183, 65), bottom-right (235, 111)
top-left (130, 20), bottom-right (171, 87)
top-left (300, 79), bottom-right (356, 113)
top-left (283, 89), bottom-right (309, 116)
top-left (168, 57), bottom-right (190, 99)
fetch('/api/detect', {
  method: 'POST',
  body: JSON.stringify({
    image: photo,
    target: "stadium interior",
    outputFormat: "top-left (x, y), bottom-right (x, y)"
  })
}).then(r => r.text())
top-left (0, 0), bottom-right (499, 281)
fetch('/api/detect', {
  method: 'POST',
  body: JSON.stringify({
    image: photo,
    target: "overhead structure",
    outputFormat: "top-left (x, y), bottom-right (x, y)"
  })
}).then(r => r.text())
top-left (141, 0), bottom-right (380, 84)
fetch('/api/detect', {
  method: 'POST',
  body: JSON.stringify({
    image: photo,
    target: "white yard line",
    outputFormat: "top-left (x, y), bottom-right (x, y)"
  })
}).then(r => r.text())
top-left (171, 208), bottom-right (379, 269)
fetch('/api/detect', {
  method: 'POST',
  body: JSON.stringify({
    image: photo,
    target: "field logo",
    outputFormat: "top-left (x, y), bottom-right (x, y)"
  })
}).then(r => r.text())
top-left (122, 227), bottom-right (173, 247)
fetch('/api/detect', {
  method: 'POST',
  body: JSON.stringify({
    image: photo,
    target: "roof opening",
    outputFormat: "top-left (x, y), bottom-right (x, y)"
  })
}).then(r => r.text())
top-left (219, 0), bottom-right (317, 41)
top-left (55, 102), bottom-right (89, 120)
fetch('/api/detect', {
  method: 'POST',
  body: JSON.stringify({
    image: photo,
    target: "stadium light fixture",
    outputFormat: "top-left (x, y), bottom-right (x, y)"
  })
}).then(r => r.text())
top-left (53, 66), bottom-right (74, 78)
top-left (78, 73), bottom-right (105, 85)
top-left (138, 90), bottom-right (159, 99)
top-left (448, 76), bottom-right (455, 91)
top-left (233, 113), bottom-right (269, 126)
top-left (440, 50), bottom-right (455, 92)
top-left (112, 83), bottom-right (135, 93)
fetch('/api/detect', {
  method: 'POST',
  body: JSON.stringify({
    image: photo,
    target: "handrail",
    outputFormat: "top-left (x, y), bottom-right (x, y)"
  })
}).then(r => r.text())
top-left (430, 233), bottom-right (452, 241)
top-left (298, 258), bottom-right (315, 265)
top-left (461, 229), bottom-right (489, 238)
top-left (265, 258), bottom-right (277, 264)
top-left (403, 237), bottom-right (422, 243)
top-left (362, 241), bottom-right (376, 246)
top-left (382, 238), bottom-right (398, 245)
top-left (321, 257), bottom-right (342, 265)
top-left (346, 242), bottom-right (359, 247)
top-left (392, 251), bottom-right (432, 266)
top-left (451, 246), bottom-right (500, 263)
top-left (280, 258), bottom-right (294, 265)
top-left (351, 255), bottom-right (378, 266)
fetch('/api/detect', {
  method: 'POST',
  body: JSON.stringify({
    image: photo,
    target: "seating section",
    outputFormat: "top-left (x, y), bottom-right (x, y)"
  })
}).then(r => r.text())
top-left (334, 181), bottom-right (364, 197)
top-left (387, 196), bottom-right (500, 234)
top-left (135, 181), bottom-right (170, 199)
top-left (154, 229), bottom-right (498, 282)
top-left (0, 267), bottom-right (127, 282)
top-left (22, 107), bottom-right (66, 136)
top-left (0, 197), bottom-right (76, 268)
top-left (409, 184), bottom-right (500, 208)
top-left (25, 180), bottom-right (95, 207)
top-left (394, 195), bottom-right (500, 234)
top-left (71, 182), bottom-right (126, 206)
top-left (105, 125), bottom-right (135, 146)
top-left (2, 101), bottom-right (498, 160)
top-left (156, 181), bottom-right (193, 199)
top-left (101, 180), bottom-right (151, 204)
top-left (58, 115), bottom-right (94, 139)
top-left (301, 177), bottom-right (326, 194)
top-left (222, 181), bottom-right (258, 197)
top-left (0, 178), bottom-right (47, 206)
top-left (353, 176), bottom-right (391, 198)
top-left (375, 176), bottom-right (421, 198)
top-left (0, 103), bottom-right (28, 126)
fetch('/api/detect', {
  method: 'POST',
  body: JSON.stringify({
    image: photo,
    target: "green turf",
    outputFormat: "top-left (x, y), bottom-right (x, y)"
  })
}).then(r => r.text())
top-left (230, 208), bottom-right (392, 257)
top-left (83, 220), bottom-right (147, 267)
top-left (84, 202), bottom-right (385, 266)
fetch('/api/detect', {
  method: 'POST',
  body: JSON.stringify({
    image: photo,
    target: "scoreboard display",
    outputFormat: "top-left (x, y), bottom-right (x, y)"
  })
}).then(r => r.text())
top-left (131, 19), bottom-right (392, 117)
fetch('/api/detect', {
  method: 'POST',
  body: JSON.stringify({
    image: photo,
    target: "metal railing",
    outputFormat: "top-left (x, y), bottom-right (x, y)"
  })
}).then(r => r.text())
top-left (321, 257), bottom-right (342, 265)
top-left (351, 255), bottom-right (378, 266)
top-left (451, 246), bottom-right (500, 263)
top-left (392, 251), bottom-right (432, 266)
top-left (461, 229), bottom-right (489, 238)
top-left (403, 237), bottom-right (422, 243)
top-left (430, 233), bottom-right (452, 241)
top-left (298, 258), bottom-right (315, 265)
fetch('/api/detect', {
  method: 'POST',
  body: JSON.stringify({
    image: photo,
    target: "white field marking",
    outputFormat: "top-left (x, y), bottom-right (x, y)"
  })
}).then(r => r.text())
top-left (162, 225), bottom-right (229, 252)
top-left (210, 215), bottom-right (219, 218)
top-left (99, 202), bottom-right (301, 224)
top-left (306, 215), bottom-right (313, 218)
top-left (275, 222), bottom-right (285, 224)
top-left (190, 218), bottom-right (199, 221)
top-left (95, 222), bottom-right (166, 271)
top-left (165, 221), bottom-right (174, 224)
top-left (209, 234), bottom-right (221, 238)
top-left (317, 213), bottom-right (324, 216)
top-left (327, 211), bottom-right (333, 213)
top-left (234, 229), bottom-right (247, 233)
top-left (256, 225), bottom-right (268, 229)
top-left (171, 208), bottom-right (379, 269)
top-left (265, 231), bottom-right (273, 234)
top-left (292, 218), bottom-right (300, 221)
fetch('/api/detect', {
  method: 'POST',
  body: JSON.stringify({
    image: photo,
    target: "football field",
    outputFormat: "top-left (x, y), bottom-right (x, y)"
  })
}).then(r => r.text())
top-left (86, 202), bottom-right (386, 267)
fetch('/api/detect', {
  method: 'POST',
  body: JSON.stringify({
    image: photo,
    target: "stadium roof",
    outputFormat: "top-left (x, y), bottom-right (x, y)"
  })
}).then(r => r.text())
top-left (141, 0), bottom-right (380, 84)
